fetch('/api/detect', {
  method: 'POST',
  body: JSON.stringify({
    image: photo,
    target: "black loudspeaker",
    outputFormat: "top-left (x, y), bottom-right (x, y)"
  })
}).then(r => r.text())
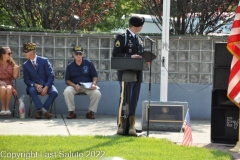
top-left (211, 43), bottom-right (239, 144)
top-left (211, 89), bottom-right (239, 144)
top-left (213, 67), bottom-right (230, 90)
top-left (214, 42), bottom-right (232, 67)
top-left (213, 42), bottom-right (232, 90)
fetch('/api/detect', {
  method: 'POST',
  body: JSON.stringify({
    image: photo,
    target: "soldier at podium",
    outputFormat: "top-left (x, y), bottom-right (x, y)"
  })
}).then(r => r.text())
top-left (112, 15), bottom-right (148, 135)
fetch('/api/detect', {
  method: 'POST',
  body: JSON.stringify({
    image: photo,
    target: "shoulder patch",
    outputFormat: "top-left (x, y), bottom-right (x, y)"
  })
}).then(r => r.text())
top-left (115, 40), bottom-right (120, 47)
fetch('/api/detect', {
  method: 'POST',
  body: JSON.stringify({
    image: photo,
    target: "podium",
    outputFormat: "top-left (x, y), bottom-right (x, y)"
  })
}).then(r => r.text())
top-left (111, 57), bottom-right (151, 135)
top-left (111, 58), bottom-right (149, 71)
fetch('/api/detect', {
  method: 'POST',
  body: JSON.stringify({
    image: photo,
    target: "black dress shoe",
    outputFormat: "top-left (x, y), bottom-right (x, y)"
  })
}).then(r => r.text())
top-left (136, 128), bottom-right (142, 133)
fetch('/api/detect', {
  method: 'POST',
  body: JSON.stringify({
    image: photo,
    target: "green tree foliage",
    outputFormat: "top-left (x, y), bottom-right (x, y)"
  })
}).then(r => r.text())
top-left (142, 0), bottom-right (238, 35)
top-left (0, 0), bottom-right (141, 32)
top-left (0, 0), bottom-right (113, 30)
top-left (0, 8), bottom-right (14, 27)
top-left (94, 0), bottom-right (142, 32)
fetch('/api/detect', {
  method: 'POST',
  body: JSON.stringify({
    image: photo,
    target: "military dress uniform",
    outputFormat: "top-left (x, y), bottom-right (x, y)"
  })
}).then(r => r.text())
top-left (112, 29), bottom-right (145, 135)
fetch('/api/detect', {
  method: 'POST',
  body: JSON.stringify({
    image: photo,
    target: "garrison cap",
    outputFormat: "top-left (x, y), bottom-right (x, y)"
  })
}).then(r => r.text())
top-left (73, 45), bottom-right (83, 53)
top-left (23, 42), bottom-right (36, 52)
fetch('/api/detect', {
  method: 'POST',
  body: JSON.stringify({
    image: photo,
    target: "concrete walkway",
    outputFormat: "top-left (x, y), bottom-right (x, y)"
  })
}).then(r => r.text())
top-left (0, 115), bottom-right (239, 159)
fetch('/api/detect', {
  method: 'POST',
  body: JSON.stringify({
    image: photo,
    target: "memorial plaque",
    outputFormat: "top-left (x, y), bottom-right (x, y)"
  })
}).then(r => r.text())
top-left (146, 104), bottom-right (184, 122)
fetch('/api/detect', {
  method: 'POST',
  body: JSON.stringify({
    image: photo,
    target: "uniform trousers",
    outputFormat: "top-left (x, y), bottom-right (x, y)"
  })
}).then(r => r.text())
top-left (63, 86), bottom-right (101, 113)
top-left (119, 81), bottom-right (141, 116)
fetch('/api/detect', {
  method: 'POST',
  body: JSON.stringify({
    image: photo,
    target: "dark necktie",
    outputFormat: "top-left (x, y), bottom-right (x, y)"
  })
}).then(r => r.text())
top-left (32, 60), bottom-right (37, 69)
top-left (135, 35), bottom-right (138, 43)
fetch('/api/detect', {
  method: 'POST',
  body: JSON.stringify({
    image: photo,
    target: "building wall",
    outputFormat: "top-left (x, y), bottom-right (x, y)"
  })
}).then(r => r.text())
top-left (0, 31), bottom-right (229, 119)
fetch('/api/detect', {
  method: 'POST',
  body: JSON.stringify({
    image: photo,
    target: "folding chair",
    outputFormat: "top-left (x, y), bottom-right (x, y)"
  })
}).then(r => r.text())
top-left (74, 92), bottom-right (88, 112)
top-left (11, 80), bottom-right (19, 118)
top-left (11, 94), bottom-right (19, 117)
top-left (28, 96), bottom-right (57, 118)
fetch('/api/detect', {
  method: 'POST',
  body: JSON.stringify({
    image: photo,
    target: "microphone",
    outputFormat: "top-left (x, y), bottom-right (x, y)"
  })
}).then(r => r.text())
top-left (145, 36), bottom-right (155, 43)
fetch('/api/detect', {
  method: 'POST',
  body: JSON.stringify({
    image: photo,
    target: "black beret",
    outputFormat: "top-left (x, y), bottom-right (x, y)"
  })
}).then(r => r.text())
top-left (129, 16), bottom-right (145, 27)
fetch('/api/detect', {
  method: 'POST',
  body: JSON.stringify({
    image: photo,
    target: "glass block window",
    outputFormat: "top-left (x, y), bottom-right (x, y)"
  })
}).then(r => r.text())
top-left (0, 32), bottom-right (227, 85)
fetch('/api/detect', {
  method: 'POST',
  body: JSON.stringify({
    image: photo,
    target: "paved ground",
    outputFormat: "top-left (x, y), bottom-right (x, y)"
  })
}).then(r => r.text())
top-left (0, 114), bottom-right (239, 159)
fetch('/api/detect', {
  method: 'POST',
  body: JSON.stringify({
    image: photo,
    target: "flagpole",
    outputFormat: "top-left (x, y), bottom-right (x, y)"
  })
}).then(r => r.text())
top-left (229, 108), bottom-right (240, 152)
top-left (160, 0), bottom-right (170, 102)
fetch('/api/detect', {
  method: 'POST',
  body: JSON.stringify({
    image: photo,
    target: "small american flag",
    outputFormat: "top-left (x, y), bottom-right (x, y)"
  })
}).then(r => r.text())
top-left (182, 109), bottom-right (192, 146)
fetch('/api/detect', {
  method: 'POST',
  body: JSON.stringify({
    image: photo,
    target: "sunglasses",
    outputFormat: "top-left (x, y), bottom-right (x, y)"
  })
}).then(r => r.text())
top-left (7, 52), bottom-right (12, 56)
top-left (74, 52), bottom-right (83, 56)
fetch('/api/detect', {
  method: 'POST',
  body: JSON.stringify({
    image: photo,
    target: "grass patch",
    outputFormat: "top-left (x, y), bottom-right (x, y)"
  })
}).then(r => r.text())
top-left (0, 135), bottom-right (232, 160)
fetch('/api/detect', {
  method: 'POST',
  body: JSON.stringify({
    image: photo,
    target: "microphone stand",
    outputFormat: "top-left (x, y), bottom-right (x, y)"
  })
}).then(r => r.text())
top-left (147, 40), bottom-right (153, 137)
